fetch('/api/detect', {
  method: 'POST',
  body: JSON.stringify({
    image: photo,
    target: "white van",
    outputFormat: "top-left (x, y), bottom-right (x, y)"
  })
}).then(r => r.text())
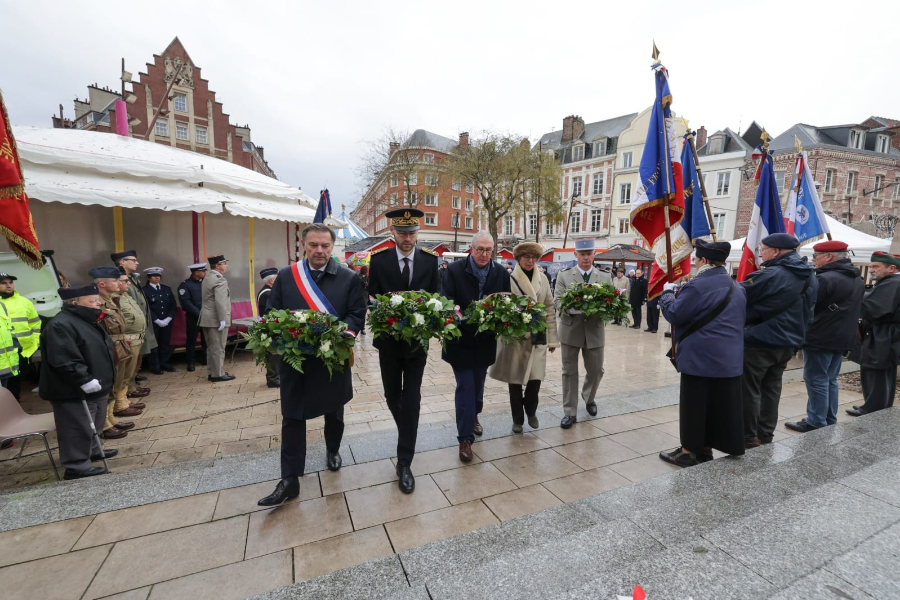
top-left (0, 251), bottom-right (64, 318)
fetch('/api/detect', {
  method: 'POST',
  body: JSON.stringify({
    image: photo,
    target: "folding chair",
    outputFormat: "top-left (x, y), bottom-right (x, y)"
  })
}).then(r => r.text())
top-left (0, 387), bottom-right (60, 480)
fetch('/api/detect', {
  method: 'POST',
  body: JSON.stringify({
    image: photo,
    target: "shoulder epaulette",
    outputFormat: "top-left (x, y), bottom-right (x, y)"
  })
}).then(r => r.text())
top-left (421, 247), bottom-right (439, 257)
top-left (370, 247), bottom-right (390, 255)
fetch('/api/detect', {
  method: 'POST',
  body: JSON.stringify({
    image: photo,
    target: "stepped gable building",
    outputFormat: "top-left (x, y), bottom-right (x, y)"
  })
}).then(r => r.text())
top-left (51, 37), bottom-right (275, 178)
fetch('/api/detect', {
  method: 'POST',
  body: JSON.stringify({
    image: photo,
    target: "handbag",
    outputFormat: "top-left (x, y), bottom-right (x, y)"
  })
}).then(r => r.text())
top-left (666, 283), bottom-right (736, 371)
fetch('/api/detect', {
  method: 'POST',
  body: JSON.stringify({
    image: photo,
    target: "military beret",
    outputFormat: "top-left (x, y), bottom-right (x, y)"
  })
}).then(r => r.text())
top-left (59, 284), bottom-right (99, 299)
top-left (110, 250), bottom-right (137, 262)
top-left (259, 267), bottom-right (278, 279)
top-left (812, 240), bottom-right (848, 252)
top-left (871, 252), bottom-right (900, 268)
top-left (694, 239), bottom-right (731, 262)
top-left (760, 233), bottom-right (800, 249)
top-left (88, 266), bottom-right (122, 279)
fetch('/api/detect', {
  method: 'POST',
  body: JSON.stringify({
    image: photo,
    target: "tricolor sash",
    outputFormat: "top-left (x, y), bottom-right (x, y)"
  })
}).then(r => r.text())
top-left (291, 260), bottom-right (357, 339)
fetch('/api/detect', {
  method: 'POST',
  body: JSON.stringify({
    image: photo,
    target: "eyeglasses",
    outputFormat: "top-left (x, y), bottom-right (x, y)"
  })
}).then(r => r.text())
top-left (122, 258), bottom-right (138, 262)
top-left (472, 247), bottom-right (493, 254)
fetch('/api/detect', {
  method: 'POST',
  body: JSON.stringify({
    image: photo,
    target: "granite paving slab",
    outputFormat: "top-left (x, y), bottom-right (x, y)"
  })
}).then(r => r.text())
top-left (838, 456), bottom-right (900, 508)
top-left (825, 520), bottom-right (900, 599)
top-left (768, 569), bottom-right (877, 600)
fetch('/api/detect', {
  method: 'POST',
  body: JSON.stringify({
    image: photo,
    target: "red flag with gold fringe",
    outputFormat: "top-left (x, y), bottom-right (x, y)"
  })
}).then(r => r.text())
top-left (0, 89), bottom-right (41, 269)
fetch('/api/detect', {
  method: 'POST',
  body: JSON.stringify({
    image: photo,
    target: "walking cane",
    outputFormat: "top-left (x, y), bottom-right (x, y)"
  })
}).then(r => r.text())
top-left (80, 399), bottom-right (110, 474)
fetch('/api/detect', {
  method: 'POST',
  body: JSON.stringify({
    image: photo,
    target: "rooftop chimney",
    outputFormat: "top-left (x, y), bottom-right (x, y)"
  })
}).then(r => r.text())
top-left (696, 125), bottom-right (707, 149)
top-left (562, 115), bottom-right (575, 143)
top-left (389, 141), bottom-right (400, 155)
top-left (572, 116), bottom-right (585, 141)
top-left (459, 132), bottom-right (469, 147)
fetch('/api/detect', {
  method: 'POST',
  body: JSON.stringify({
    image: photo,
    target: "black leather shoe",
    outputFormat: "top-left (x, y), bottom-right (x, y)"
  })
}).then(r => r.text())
top-left (267, 381), bottom-right (281, 388)
top-left (135, 375), bottom-right (147, 382)
top-left (257, 477), bottom-right (300, 506)
top-left (560, 415), bottom-right (577, 429)
top-left (187, 363), bottom-right (195, 372)
top-left (852, 405), bottom-right (861, 411)
top-left (659, 447), bottom-right (699, 467)
top-left (629, 325), bottom-right (640, 329)
top-left (150, 369), bottom-right (163, 375)
top-left (327, 451), bottom-right (342, 471)
top-left (785, 419), bottom-right (820, 433)
top-left (846, 408), bottom-right (866, 417)
top-left (91, 449), bottom-right (119, 461)
top-left (64, 466), bottom-right (106, 480)
top-left (161, 365), bottom-right (176, 373)
top-left (397, 464), bottom-right (415, 494)
top-left (585, 402), bottom-right (598, 416)
top-left (208, 374), bottom-right (236, 382)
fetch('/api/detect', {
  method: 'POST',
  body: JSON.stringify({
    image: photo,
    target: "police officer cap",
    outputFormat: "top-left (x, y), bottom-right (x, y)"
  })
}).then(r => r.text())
top-left (188, 263), bottom-right (207, 271)
top-left (812, 240), bottom-right (848, 252)
top-left (88, 266), bottom-right (121, 279)
top-left (0, 272), bottom-right (17, 281)
top-left (259, 267), bottom-right (278, 279)
top-left (110, 250), bottom-right (137, 262)
top-left (143, 267), bottom-right (163, 276)
top-left (760, 233), bottom-right (800, 249)
top-left (58, 284), bottom-right (99, 299)
top-left (385, 208), bottom-right (423, 231)
top-left (694, 239), bottom-right (731, 262)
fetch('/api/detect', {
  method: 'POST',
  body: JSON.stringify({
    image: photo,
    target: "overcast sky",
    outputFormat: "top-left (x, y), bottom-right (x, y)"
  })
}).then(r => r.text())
top-left (3, 0), bottom-right (898, 212)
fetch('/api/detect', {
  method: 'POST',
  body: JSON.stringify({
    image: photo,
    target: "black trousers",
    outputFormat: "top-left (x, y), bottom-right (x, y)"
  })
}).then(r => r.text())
top-left (379, 348), bottom-right (426, 467)
top-left (280, 408), bottom-right (344, 479)
top-left (646, 300), bottom-right (660, 331)
top-left (509, 380), bottom-right (541, 424)
top-left (631, 303), bottom-right (643, 327)
top-left (184, 320), bottom-right (207, 365)
top-left (860, 364), bottom-right (898, 413)
top-left (148, 323), bottom-right (173, 370)
top-left (742, 345), bottom-right (793, 444)
top-left (266, 353), bottom-right (282, 386)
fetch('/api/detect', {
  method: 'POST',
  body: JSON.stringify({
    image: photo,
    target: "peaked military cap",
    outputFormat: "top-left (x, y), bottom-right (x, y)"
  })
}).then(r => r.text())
top-left (385, 208), bottom-right (423, 231)
top-left (259, 267), bottom-right (278, 279)
top-left (207, 254), bottom-right (227, 266)
top-left (188, 263), bottom-right (207, 271)
top-left (143, 267), bottom-right (163, 276)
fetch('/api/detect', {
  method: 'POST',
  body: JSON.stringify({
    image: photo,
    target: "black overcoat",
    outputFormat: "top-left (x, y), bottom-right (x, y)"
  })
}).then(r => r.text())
top-left (441, 257), bottom-right (510, 369)
top-left (368, 246), bottom-right (440, 355)
top-left (268, 259), bottom-right (367, 419)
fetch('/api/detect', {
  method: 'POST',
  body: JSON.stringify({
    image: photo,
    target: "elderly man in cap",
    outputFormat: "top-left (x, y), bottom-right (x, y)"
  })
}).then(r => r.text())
top-left (785, 241), bottom-right (864, 432)
top-left (142, 267), bottom-right (177, 374)
top-left (847, 251), bottom-right (900, 416)
top-left (658, 240), bottom-right (747, 467)
top-left (553, 239), bottom-right (612, 428)
top-left (178, 263), bottom-right (207, 372)
top-left (0, 272), bottom-right (40, 400)
top-left (111, 251), bottom-right (157, 366)
top-left (40, 285), bottom-right (117, 479)
top-left (611, 268), bottom-right (629, 326)
top-left (741, 233), bottom-right (817, 447)
top-left (368, 208), bottom-right (440, 492)
top-left (256, 267), bottom-right (281, 388)
top-left (112, 269), bottom-right (150, 413)
top-left (200, 254), bottom-right (234, 382)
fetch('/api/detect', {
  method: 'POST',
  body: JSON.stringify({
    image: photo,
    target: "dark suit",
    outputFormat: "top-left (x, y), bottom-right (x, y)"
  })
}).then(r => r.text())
top-left (441, 257), bottom-right (510, 442)
top-left (256, 283), bottom-right (280, 386)
top-left (629, 276), bottom-right (648, 327)
top-left (268, 259), bottom-right (367, 478)
top-left (177, 276), bottom-right (206, 365)
top-left (368, 246), bottom-right (440, 467)
top-left (144, 283), bottom-right (177, 370)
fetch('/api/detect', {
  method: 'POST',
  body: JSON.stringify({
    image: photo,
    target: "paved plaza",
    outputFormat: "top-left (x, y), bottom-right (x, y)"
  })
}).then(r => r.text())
top-left (1, 314), bottom-right (897, 599)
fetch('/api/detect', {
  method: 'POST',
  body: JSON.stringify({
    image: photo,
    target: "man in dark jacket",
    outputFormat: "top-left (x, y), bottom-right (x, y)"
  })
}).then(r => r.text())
top-left (786, 240), bottom-right (864, 431)
top-left (629, 268), bottom-right (648, 329)
top-left (177, 263), bottom-right (207, 372)
top-left (847, 251), bottom-right (900, 416)
top-left (256, 267), bottom-right (280, 388)
top-left (40, 285), bottom-right (118, 480)
top-left (143, 267), bottom-right (177, 374)
top-left (741, 233), bottom-right (817, 447)
top-left (258, 224), bottom-right (367, 507)
top-left (368, 209), bottom-right (440, 494)
top-left (441, 231), bottom-right (510, 461)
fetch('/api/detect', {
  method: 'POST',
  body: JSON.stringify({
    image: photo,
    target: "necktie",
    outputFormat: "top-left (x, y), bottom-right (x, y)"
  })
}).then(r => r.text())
top-left (401, 258), bottom-right (411, 288)
top-left (582, 272), bottom-right (590, 283)
top-left (311, 270), bottom-right (322, 282)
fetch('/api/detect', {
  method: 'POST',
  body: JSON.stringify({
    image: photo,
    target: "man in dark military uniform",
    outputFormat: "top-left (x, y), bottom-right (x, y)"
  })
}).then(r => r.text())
top-left (368, 208), bottom-right (440, 494)
top-left (142, 267), bottom-right (177, 374)
top-left (177, 263), bottom-right (207, 372)
top-left (256, 267), bottom-right (281, 388)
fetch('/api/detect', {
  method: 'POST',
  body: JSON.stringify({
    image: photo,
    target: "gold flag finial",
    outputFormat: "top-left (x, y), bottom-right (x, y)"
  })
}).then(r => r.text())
top-left (794, 135), bottom-right (803, 155)
top-left (651, 41), bottom-right (660, 63)
top-left (680, 116), bottom-right (690, 133)
top-left (760, 128), bottom-right (771, 150)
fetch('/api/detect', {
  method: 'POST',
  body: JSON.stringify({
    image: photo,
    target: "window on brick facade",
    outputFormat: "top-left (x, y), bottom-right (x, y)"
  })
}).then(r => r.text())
top-left (452, 180), bottom-right (461, 191)
top-left (465, 199), bottom-right (473, 211)
top-left (376, 217), bottom-right (387, 231)
top-left (774, 171), bottom-right (786, 194)
top-left (849, 130), bottom-right (864, 149)
top-left (423, 153), bottom-right (434, 163)
top-left (593, 140), bottom-right (606, 156)
top-left (465, 182), bottom-right (474, 193)
top-left (715, 171), bottom-right (731, 197)
top-left (425, 173), bottom-right (438, 186)
top-left (590, 209), bottom-right (603, 232)
top-left (405, 191), bottom-right (417, 205)
top-left (175, 122), bottom-right (189, 141)
top-left (572, 144), bottom-right (585, 162)
top-left (406, 172), bottom-right (418, 186)
top-left (712, 213), bottom-right (726, 236)
top-left (874, 175), bottom-right (883, 198)
top-left (618, 182), bottom-right (632, 205)
top-left (504, 216), bottom-right (514, 235)
top-left (406, 152), bottom-right (418, 162)
top-left (452, 196), bottom-right (461, 209)
top-left (825, 169), bottom-right (834, 192)
top-left (174, 93), bottom-right (187, 112)
top-left (465, 216), bottom-right (473, 229)
top-left (390, 173), bottom-right (398, 187)
top-left (622, 151), bottom-right (633, 169)
top-left (195, 126), bottom-right (207, 144)
top-left (423, 193), bottom-right (437, 206)
top-left (425, 213), bottom-right (437, 226)
top-left (846, 172), bottom-right (856, 195)
top-left (528, 214), bottom-right (537, 236)
top-left (877, 135), bottom-right (890, 154)
top-left (572, 176), bottom-right (583, 198)
top-left (592, 173), bottom-right (604, 196)
top-left (155, 119), bottom-right (168, 137)
top-left (893, 179), bottom-right (900, 200)
top-left (570, 212), bottom-right (581, 234)
top-left (617, 217), bottom-right (630, 234)
top-left (390, 193), bottom-right (398, 206)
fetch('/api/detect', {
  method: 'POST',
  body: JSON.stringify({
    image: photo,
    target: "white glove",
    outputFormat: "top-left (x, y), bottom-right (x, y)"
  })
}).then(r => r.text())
top-left (161, 317), bottom-right (172, 327)
top-left (218, 320), bottom-right (227, 331)
top-left (80, 379), bottom-right (102, 394)
top-left (154, 319), bottom-right (165, 327)
top-left (567, 308), bottom-right (583, 315)
top-left (663, 283), bottom-right (677, 292)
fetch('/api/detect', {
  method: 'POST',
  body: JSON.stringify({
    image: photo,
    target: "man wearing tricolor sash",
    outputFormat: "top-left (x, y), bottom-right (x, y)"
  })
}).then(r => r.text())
top-left (258, 223), bottom-right (367, 507)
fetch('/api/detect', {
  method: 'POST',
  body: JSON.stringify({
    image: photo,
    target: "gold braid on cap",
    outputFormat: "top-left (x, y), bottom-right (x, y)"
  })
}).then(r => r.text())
top-left (391, 211), bottom-right (419, 227)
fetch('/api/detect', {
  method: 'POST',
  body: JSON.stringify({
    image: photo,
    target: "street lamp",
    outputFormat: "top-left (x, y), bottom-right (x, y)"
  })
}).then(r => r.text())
top-left (451, 211), bottom-right (461, 252)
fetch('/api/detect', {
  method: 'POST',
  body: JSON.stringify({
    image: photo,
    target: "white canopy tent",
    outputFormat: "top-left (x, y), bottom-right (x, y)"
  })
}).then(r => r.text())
top-left (726, 215), bottom-right (890, 265)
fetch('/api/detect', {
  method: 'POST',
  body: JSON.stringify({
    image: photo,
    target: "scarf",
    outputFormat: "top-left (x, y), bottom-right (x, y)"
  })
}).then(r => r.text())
top-left (469, 255), bottom-right (490, 297)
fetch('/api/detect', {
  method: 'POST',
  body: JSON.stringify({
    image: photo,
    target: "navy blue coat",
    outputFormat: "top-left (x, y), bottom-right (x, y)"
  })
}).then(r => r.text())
top-left (177, 277), bottom-right (203, 321)
top-left (268, 259), bottom-right (367, 420)
top-left (659, 267), bottom-right (747, 377)
top-left (143, 283), bottom-right (177, 321)
top-left (440, 257), bottom-right (510, 369)
top-left (742, 251), bottom-right (818, 349)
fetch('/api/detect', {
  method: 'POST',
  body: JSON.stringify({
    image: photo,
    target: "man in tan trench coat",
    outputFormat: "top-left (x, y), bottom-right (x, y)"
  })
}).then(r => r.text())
top-left (200, 254), bottom-right (234, 382)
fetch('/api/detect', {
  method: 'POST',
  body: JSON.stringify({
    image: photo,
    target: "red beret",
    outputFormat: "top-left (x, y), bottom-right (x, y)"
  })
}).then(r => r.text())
top-left (812, 240), bottom-right (848, 252)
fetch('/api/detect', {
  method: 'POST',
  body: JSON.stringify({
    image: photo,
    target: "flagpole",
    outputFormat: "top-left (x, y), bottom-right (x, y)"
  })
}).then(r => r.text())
top-left (686, 130), bottom-right (718, 242)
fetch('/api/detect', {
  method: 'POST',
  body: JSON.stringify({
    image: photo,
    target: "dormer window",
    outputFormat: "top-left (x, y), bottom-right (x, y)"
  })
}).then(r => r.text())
top-left (849, 129), bottom-right (864, 150)
top-left (877, 135), bottom-right (890, 154)
top-left (707, 136), bottom-right (725, 155)
top-left (572, 144), bottom-right (585, 162)
top-left (593, 140), bottom-right (606, 156)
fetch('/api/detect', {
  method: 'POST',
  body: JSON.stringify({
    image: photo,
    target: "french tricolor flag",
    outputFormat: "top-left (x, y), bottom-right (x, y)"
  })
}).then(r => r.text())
top-left (736, 147), bottom-right (785, 282)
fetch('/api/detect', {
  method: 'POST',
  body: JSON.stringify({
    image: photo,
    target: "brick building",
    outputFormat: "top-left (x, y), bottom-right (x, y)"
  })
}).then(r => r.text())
top-left (352, 130), bottom-right (481, 249)
top-left (51, 37), bottom-right (275, 178)
top-left (734, 119), bottom-right (900, 238)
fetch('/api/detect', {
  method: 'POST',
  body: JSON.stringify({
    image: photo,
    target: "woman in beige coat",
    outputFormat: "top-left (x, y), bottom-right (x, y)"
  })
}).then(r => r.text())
top-left (489, 242), bottom-right (559, 432)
